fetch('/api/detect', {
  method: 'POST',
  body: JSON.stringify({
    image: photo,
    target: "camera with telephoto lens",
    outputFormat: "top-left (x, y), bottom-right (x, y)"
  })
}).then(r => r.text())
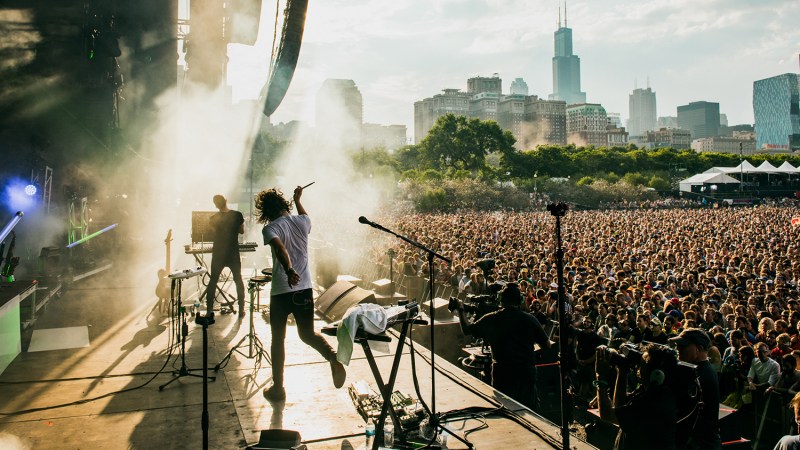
top-left (448, 294), bottom-right (499, 318)
top-left (547, 202), bottom-right (569, 217)
top-left (604, 343), bottom-right (643, 370)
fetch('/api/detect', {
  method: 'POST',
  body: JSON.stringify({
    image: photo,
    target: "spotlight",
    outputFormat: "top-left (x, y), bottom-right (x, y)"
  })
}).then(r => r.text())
top-left (4, 178), bottom-right (37, 211)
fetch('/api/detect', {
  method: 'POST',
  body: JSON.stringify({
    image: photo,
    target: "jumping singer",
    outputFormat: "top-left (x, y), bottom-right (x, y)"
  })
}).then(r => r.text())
top-left (255, 185), bottom-right (346, 401)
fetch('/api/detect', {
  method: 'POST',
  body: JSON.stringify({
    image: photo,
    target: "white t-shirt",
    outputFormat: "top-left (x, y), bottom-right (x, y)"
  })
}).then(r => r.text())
top-left (263, 214), bottom-right (312, 295)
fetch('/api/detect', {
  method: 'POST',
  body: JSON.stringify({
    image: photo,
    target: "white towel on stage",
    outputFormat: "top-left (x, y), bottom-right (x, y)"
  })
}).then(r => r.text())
top-left (336, 303), bottom-right (390, 365)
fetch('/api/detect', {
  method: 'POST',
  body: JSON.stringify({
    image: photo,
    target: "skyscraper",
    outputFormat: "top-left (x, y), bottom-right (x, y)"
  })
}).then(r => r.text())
top-left (677, 101), bottom-right (720, 139)
top-left (753, 73), bottom-right (800, 151)
top-left (316, 79), bottom-right (363, 149)
top-left (566, 103), bottom-right (607, 147)
top-left (627, 87), bottom-right (657, 137)
top-left (467, 75), bottom-right (502, 95)
top-left (548, 4), bottom-right (586, 106)
top-left (413, 89), bottom-right (470, 143)
top-left (510, 78), bottom-right (529, 96)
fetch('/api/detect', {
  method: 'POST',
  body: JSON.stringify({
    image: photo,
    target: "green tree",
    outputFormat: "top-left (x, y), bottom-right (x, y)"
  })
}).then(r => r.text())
top-left (418, 114), bottom-right (516, 171)
top-left (648, 175), bottom-right (672, 191)
top-left (622, 172), bottom-right (648, 186)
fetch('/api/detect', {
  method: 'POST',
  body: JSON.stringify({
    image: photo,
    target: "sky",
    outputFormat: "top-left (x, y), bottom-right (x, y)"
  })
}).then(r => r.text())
top-left (226, 0), bottom-right (800, 139)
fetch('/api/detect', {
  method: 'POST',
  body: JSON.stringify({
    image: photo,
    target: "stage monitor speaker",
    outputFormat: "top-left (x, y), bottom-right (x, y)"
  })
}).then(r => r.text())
top-left (423, 297), bottom-right (453, 320)
top-left (315, 280), bottom-right (376, 322)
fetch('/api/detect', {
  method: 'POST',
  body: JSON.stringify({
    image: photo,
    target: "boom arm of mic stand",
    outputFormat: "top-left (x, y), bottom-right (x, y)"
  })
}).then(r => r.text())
top-left (362, 221), bottom-right (451, 266)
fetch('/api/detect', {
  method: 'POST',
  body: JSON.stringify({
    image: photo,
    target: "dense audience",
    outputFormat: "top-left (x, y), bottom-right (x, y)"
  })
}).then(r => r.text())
top-left (364, 203), bottom-right (800, 444)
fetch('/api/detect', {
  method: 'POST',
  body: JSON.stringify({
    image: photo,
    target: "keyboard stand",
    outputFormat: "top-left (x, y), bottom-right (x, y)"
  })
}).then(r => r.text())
top-left (324, 318), bottom-right (428, 450)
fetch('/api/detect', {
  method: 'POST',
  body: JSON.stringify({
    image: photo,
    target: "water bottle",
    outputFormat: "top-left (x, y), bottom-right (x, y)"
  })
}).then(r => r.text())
top-left (193, 301), bottom-right (200, 315)
top-left (365, 421), bottom-right (375, 449)
top-left (383, 423), bottom-right (394, 448)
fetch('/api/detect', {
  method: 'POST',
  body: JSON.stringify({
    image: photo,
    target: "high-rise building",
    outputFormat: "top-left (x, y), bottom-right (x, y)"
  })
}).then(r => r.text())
top-left (413, 89), bottom-right (470, 143)
top-left (468, 75), bottom-right (502, 95)
top-left (510, 78), bottom-right (529, 96)
top-left (677, 101), bottom-right (720, 139)
top-left (523, 97), bottom-right (567, 147)
top-left (548, 6), bottom-right (586, 106)
top-left (642, 128), bottom-right (692, 149)
top-left (627, 87), bottom-right (657, 136)
top-left (497, 94), bottom-right (527, 143)
top-left (415, 76), bottom-right (568, 147)
top-left (566, 103), bottom-right (607, 147)
top-left (606, 124), bottom-right (629, 147)
top-left (691, 136), bottom-right (756, 155)
top-left (753, 73), bottom-right (800, 151)
top-left (657, 116), bottom-right (678, 128)
top-left (469, 92), bottom-right (500, 122)
top-left (607, 112), bottom-right (622, 128)
top-left (316, 79), bottom-right (363, 148)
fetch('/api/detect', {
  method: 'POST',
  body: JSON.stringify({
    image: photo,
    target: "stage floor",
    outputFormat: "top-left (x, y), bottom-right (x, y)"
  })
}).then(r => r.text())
top-left (0, 268), bottom-right (594, 450)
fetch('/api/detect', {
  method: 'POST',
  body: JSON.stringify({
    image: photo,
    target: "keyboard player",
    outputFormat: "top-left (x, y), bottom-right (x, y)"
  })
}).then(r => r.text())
top-left (206, 194), bottom-right (246, 318)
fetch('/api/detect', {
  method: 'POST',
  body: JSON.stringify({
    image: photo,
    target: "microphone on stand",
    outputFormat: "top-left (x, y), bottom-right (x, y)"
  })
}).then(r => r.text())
top-left (358, 216), bottom-right (385, 232)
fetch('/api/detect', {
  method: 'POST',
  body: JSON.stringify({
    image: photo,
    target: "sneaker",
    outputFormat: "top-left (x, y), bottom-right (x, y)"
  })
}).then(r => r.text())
top-left (330, 359), bottom-right (346, 389)
top-left (263, 385), bottom-right (286, 402)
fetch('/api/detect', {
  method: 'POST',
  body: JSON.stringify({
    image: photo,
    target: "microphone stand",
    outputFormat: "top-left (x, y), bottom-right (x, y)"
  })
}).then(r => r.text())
top-left (547, 202), bottom-right (571, 450)
top-left (360, 218), bottom-right (471, 449)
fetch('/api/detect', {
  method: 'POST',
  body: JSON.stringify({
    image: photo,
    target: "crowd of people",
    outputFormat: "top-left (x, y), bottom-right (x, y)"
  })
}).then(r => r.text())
top-left (363, 203), bottom-right (800, 447)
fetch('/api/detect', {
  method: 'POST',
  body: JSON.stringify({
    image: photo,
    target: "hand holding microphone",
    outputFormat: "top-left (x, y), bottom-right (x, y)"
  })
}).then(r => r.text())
top-left (291, 182), bottom-right (314, 205)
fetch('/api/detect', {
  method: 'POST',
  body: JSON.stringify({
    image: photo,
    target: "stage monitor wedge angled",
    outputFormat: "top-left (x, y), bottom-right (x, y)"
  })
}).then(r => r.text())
top-left (316, 280), bottom-right (376, 322)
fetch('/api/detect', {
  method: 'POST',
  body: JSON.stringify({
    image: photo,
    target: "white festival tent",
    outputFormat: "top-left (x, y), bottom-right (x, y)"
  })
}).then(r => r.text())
top-left (679, 172), bottom-right (740, 193)
top-left (779, 161), bottom-right (800, 173)
top-left (685, 160), bottom-right (800, 192)
top-left (703, 160), bottom-right (800, 175)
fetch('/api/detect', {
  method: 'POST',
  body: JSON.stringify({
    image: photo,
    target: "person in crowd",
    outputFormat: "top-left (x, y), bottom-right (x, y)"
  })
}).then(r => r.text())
top-left (748, 342), bottom-right (782, 392)
top-left (773, 333), bottom-right (794, 360)
top-left (766, 354), bottom-right (800, 402)
top-left (649, 317), bottom-right (669, 345)
top-left (575, 315), bottom-right (604, 400)
top-left (594, 343), bottom-right (679, 450)
top-left (670, 328), bottom-right (722, 450)
top-left (773, 392), bottom-right (800, 450)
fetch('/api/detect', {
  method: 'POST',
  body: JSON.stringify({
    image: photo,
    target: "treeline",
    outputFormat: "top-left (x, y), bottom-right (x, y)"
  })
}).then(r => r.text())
top-left (267, 114), bottom-right (800, 211)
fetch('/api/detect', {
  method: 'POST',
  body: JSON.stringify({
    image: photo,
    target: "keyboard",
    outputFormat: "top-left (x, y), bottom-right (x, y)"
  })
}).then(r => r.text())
top-left (184, 242), bottom-right (258, 254)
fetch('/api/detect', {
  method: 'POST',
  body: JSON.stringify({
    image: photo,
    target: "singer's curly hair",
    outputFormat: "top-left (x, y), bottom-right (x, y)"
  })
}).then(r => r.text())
top-left (255, 188), bottom-right (292, 223)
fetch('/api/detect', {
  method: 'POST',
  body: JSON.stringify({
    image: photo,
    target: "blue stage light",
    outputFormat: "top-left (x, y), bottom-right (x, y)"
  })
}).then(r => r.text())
top-left (3, 178), bottom-right (37, 213)
top-left (24, 184), bottom-right (37, 196)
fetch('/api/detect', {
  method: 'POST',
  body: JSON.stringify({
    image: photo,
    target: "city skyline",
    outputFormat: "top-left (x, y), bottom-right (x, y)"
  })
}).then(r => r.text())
top-left (227, 0), bottom-right (800, 136)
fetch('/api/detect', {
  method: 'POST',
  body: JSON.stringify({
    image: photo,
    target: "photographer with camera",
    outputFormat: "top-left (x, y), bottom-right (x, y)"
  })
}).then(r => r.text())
top-left (670, 328), bottom-right (722, 450)
top-left (594, 342), bottom-right (679, 450)
top-left (452, 282), bottom-right (551, 410)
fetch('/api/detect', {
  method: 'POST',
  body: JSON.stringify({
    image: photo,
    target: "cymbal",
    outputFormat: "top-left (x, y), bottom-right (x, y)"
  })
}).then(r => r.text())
top-left (261, 268), bottom-right (272, 276)
top-left (250, 275), bottom-right (271, 283)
